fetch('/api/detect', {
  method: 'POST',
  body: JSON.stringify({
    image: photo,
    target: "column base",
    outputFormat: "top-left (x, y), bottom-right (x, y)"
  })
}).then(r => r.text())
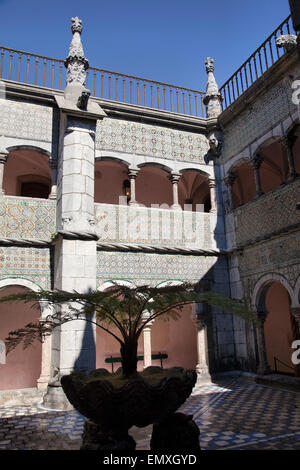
top-left (37, 376), bottom-right (50, 391)
top-left (196, 371), bottom-right (212, 384)
top-left (171, 204), bottom-right (182, 210)
top-left (42, 384), bottom-right (73, 411)
top-left (257, 364), bottom-right (271, 376)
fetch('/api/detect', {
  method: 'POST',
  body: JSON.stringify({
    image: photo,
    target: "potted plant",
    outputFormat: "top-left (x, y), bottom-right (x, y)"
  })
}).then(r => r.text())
top-left (0, 281), bottom-right (258, 451)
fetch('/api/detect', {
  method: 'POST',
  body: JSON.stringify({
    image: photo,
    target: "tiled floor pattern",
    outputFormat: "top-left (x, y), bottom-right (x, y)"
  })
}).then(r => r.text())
top-left (0, 377), bottom-right (299, 450)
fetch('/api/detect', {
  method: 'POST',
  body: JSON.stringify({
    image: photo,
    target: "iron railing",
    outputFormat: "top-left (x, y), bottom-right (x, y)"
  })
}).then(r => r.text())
top-left (0, 15), bottom-right (294, 117)
top-left (0, 45), bottom-right (205, 117)
top-left (219, 15), bottom-right (295, 109)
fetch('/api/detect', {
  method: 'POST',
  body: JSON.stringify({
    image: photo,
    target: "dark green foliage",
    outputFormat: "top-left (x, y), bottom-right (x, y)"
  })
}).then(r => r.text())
top-left (0, 281), bottom-right (258, 376)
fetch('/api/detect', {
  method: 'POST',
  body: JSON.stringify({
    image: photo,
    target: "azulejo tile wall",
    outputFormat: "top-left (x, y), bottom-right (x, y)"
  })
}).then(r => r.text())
top-left (96, 118), bottom-right (209, 163)
top-left (96, 250), bottom-right (216, 285)
top-left (238, 232), bottom-right (300, 301)
top-left (222, 73), bottom-right (298, 162)
top-left (0, 247), bottom-right (52, 290)
top-left (0, 197), bottom-right (56, 240)
top-left (95, 203), bottom-right (212, 249)
top-left (0, 98), bottom-right (58, 145)
top-left (234, 178), bottom-right (300, 247)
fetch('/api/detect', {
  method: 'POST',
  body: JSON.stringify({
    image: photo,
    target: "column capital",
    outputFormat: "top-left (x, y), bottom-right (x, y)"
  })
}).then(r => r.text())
top-left (169, 171), bottom-right (181, 184)
top-left (128, 167), bottom-right (140, 179)
top-left (251, 153), bottom-right (264, 170)
top-left (224, 172), bottom-right (236, 186)
top-left (256, 310), bottom-right (268, 323)
top-left (208, 177), bottom-right (216, 188)
top-left (0, 151), bottom-right (8, 165)
top-left (291, 307), bottom-right (300, 325)
top-left (280, 133), bottom-right (297, 149)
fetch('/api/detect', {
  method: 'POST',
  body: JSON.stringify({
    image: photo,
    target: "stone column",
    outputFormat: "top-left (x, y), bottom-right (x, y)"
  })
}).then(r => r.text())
top-left (142, 311), bottom-right (153, 369)
top-left (256, 311), bottom-right (271, 375)
top-left (193, 317), bottom-right (211, 383)
top-left (0, 151), bottom-right (8, 196)
top-left (37, 333), bottom-right (52, 391)
top-left (128, 167), bottom-right (139, 206)
top-left (170, 172), bottom-right (181, 210)
top-left (291, 307), bottom-right (300, 333)
top-left (281, 134), bottom-right (298, 181)
top-left (37, 301), bottom-right (54, 390)
top-left (43, 117), bottom-right (98, 410)
top-left (251, 154), bottom-right (264, 198)
top-left (224, 172), bottom-right (236, 211)
top-left (208, 178), bottom-right (217, 213)
top-left (49, 160), bottom-right (58, 200)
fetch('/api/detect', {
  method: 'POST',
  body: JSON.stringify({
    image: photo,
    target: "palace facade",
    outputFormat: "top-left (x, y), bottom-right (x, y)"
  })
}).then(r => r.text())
top-left (0, 12), bottom-right (299, 407)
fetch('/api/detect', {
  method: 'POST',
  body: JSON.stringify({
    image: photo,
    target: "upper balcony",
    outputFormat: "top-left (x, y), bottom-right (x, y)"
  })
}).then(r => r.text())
top-left (0, 45), bottom-right (206, 120)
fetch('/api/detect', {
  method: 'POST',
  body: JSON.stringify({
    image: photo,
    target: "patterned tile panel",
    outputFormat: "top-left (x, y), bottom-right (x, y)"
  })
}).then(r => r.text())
top-left (0, 98), bottom-right (58, 144)
top-left (95, 203), bottom-right (212, 249)
top-left (222, 73), bottom-right (298, 162)
top-left (96, 118), bottom-right (209, 163)
top-left (234, 178), bottom-right (300, 246)
top-left (0, 246), bottom-right (52, 290)
top-left (0, 197), bottom-right (56, 239)
top-left (97, 250), bottom-right (216, 284)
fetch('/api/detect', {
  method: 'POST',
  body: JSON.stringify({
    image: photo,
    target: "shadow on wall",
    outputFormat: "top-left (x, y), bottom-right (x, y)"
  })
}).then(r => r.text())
top-left (73, 315), bottom-right (96, 373)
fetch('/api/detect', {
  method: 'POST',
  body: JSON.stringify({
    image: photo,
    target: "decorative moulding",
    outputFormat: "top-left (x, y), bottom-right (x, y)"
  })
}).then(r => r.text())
top-left (54, 95), bottom-right (107, 120)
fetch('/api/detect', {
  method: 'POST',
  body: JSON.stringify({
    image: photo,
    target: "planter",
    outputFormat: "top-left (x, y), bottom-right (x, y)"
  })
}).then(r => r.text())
top-left (61, 366), bottom-right (198, 450)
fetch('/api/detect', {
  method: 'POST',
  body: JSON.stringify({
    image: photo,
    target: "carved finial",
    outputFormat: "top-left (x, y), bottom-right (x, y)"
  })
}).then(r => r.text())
top-left (71, 16), bottom-right (82, 34)
top-left (203, 57), bottom-right (223, 118)
top-left (205, 57), bottom-right (214, 73)
top-left (276, 34), bottom-right (297, 53)
top-left (64, 16), bottom-right (89, 89)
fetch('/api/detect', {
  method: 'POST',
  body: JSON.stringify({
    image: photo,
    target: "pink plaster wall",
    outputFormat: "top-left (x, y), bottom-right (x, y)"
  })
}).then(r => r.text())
top-left (264, 282), bottom-right (294, 374)
top-left (95, 304), bottom-right (197, 372)
top-left (233, 162), bottom-right (256, 207)
top-left (260, 142), bottom-right (288, 194)
top-left (3, 150), bottom-right (51, 196)
top-left (178, 170), bottom-right (210, 211)
top-left (0, 286), bottom-right (42, 390)
top-left (136, 166), bottom-right (173, 207)
top-left (96, 326), bottom-right (144, 372)
top-left (150, 304), bottom-right (197, 370)
top-left (292, 137), bottom-right (300, 174)
top-left (94, 160), bottom-right (128, 205)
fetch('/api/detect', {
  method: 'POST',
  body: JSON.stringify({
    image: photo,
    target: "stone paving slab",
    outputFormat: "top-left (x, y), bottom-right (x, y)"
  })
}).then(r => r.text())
top-left (0, 377), bottom-right (299, 450)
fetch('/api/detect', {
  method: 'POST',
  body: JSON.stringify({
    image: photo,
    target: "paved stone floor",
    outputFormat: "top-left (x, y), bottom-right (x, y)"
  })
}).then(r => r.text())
top-left (0, 376), bottom-right (299, 451)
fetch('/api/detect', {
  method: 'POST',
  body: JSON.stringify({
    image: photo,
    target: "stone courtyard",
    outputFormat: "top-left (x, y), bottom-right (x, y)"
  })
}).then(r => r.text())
top-left (0, 376), bottom-right (299, 451)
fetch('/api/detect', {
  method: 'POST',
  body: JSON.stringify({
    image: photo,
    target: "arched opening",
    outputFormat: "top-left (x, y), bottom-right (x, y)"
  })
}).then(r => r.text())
top-left (0, 285), bottom-right (42, 390)
top-left (260, 141), bottom-right (288, 194)
top-left (291, 131), bottom-right (300, 175)
top-left (151, 303), bottom-right (197, 369)
top-left (263, 282), bottom-right (296, 375)
top-left (95, 281), bottom-right (144, 372)
top-left (94, 159), bottom-right (129, 205)
top-left (136, 164), bottom-right (173, 208)
top-left (232, 161), bottom-right (256, 207)
top-left (178, 169), bottom-right (211, 212)
top-left (3, 149), bottom-right (52, 199)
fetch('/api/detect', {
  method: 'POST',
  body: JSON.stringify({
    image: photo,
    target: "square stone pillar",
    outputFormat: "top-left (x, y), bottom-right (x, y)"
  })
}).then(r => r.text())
top-left (44, 103), bottom-right (106, 409)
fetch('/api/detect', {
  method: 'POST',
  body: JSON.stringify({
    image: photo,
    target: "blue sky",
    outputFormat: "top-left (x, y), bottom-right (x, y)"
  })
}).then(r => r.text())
top-left (0, 0), bottom-right (291, 91)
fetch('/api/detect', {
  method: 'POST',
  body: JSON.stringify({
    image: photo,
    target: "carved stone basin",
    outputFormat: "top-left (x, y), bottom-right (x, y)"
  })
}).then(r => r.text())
top-left (61, 366), bottom-right (197, 433)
